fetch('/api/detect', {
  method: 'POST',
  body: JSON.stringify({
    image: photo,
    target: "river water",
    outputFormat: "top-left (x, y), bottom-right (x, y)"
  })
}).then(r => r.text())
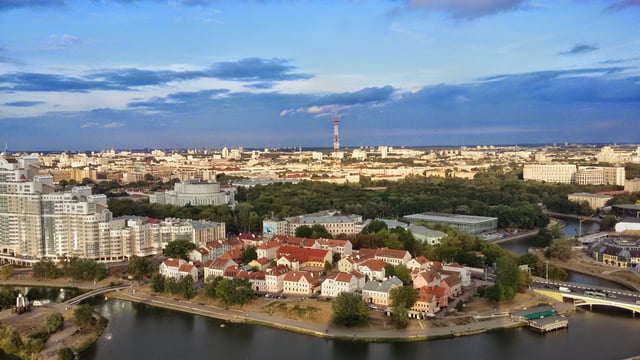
top-left (85, 299), bottom-right (640, 360)
top-left (84, 218), bottom-right (640, 360)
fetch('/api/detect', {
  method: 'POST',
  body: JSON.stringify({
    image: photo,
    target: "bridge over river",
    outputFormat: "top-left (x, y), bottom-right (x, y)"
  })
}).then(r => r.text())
top-left (532, 279), bottom-right (640, 315)
top-left (65, 284), bottom-right (130, 305)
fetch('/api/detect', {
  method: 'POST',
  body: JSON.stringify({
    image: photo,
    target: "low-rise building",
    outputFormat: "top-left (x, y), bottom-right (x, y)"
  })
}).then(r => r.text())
top-left (159, 258), bottom-right (198, 281)
top-left (282, 271), bottom-right (321, 295)
top-left (320, 271), bottom-right (366, 298)
top-left (361, 277), bottom-right (403, 308)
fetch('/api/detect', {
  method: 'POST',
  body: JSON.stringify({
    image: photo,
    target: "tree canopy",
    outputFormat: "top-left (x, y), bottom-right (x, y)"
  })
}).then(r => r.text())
top-left (331, 292), bottom-right (369, 327)
top-left (164, 239), bottom-right (196, 260)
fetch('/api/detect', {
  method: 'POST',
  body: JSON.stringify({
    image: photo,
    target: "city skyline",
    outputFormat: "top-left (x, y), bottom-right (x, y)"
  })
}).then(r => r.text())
top-left (1, 0), bottom-right (639, 150)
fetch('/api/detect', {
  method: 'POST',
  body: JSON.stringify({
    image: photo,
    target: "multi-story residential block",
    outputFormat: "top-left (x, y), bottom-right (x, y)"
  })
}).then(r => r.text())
top-left (1, 154), bottom-right (112, 263)
top-left (523, 164), bottom-right (577, 183)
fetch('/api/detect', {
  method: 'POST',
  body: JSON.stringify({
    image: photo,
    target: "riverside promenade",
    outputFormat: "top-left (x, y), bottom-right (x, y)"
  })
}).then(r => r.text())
top-left (110, 289), bottom-right (522, 342)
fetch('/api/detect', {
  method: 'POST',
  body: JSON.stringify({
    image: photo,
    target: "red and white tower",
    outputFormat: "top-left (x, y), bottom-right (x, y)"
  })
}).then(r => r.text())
top-left (332, 114), bottom-right (340, 158)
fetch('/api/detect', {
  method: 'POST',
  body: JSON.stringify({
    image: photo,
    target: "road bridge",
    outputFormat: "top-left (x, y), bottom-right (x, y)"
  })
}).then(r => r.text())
top-left (532, 279), bottom-right (640, 315)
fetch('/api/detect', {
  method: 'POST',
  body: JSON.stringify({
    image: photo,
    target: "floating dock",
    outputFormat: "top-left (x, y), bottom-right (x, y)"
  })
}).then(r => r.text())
top-left (528, 316), bottom-right (569, 332)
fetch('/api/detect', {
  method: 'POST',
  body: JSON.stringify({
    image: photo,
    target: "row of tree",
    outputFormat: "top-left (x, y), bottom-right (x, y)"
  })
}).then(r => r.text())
top-left (32, 258), bottom-right (108, 282)
top-left (105, 169), bottom-right (630, 235)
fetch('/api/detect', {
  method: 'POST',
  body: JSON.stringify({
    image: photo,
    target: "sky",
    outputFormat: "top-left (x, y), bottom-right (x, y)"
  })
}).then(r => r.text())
top-left (0, 0), bottom-right (639, 151)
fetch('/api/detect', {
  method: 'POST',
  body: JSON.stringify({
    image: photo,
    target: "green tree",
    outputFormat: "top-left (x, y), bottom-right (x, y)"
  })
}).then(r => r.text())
top-left (128, 256), bottom-right (154, 280)
top-left (601, 215), bottom-right (617, 231)
top-left (389, 286), bottom-right (417, 329)
top-left (57, 347), bottom-right (75, 360)
top-left (393, 265), bottom-right (411, 285)
top-left (32, 259), bottom-right (61, 279)
top-left (362, 220), bottom-right (388, 234)
top-left (74, 304), bottom-right (95, 330)
top-left (179, 275), bottom-right (195, 299)
top-left (487, 255), bottom-right (520, 301)
top-left (310, 224), bottom-right (332, 239)
top-left (45, 312), bottom-right (64, 334)
top-left (331, 292), bottom-right (369, 327)
top-left (164, 239), bottom-right (196, 260)
top-left (241, 246), bottom-right (258, 265)
top-left (546, 238), bottom-right (573, 260)
top-left (150, 273), bottom-right (164, 293)
top-left (203, 276), bottom-right (222, 298)
top-left (295, 225), bottom-right (313, 238)
top-left (216, 278), bottom-right (254, 306)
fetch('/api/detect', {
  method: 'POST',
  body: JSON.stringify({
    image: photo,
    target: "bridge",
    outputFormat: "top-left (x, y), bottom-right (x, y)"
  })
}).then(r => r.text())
top-left (532, 279), bottom-right (640, 315)
top-left (66, 284), bottom-right (130, 305)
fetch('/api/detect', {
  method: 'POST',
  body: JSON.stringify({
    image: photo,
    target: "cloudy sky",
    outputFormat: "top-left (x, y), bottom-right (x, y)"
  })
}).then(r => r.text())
top-left (0, 0), bottom-right (638, 151)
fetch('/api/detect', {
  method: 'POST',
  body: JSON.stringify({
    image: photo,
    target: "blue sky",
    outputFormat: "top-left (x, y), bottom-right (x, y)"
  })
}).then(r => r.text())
top-left (0, 0), bottom-right (638, 151)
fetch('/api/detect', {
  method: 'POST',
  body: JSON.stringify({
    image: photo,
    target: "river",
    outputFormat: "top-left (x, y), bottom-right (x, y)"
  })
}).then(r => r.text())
top-left (84, 298), bottom-right (640, 360)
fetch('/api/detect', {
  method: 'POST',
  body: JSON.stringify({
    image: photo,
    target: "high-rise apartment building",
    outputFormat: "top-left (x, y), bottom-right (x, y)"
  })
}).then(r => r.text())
top-left (0, 154), bottom-right (111, 262)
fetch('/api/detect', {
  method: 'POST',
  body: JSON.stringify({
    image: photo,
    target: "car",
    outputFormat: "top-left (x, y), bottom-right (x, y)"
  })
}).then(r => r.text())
top-left (607, 293), bottom-right (617, 299)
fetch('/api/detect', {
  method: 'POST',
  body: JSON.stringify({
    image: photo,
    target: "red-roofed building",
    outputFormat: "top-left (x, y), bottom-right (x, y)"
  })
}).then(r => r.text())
top-left (248, 257), bottom-right (271, 271)
top-left (276, 246), bottom-right (332, 268)
top-left (375, 247), bottom-right (411, 265)
top-left (256, 240), bottom-right (282, 260)
top-left (320, 271), bottom-right (366, 298)
top-left (188, 247), bottom-right (211, 264)
top-left (410, 286), bottom-right (440, 317)
top-left (282, 270), bottom-right (321, 295)
top-left (204, 258), bottom-right (238, 281)
top-left (424, 285), bottom-right (450, 308)
top-left (264, 265), bottom-right (290, 293)
top-left (315, 238), bottom-right (353, 259)
top-left (159, 258), bottom-right (197, 281)
top-left (407, 256), bottom-right (429, 271)
top-left (358, 259), bottom-right (387, 281)
top-left (412, 270), bottom-right (441, 289)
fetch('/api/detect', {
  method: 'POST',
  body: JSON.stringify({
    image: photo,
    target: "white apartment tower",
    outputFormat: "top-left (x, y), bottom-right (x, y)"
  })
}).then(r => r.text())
top-left (0, 154), bottom-right (111, 261)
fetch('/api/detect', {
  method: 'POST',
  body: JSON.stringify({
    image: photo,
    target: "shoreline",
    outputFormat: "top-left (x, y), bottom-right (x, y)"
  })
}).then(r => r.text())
top-left (107, 289), bottom-right (527, 343)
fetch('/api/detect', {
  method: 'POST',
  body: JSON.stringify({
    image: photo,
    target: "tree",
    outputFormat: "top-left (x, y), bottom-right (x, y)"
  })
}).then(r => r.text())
top-left (45, 312), bottom-right (64, 334)
top-left (324, 261), bottom-right (333, 273)
top-left (164, 239), bottom-right (196, 260)
top-left (331, 292), bottom-right (369, 327)
top-left (128, 256), bottom-right (154, 280)
top-left (178, 275), bottom-right (195, 299)
top-left (241, 246), bottom-right (258, 265)
top-left (203, 276), bottom-right (222, 298)
top-left (150, 273), bottom-right (164, 293)
top-left (74, 304), bottom-right (95, 330)
top-left (487, 255), bottom-right (520, 301)
top-left (295, 225), bottom-right (313, 238)
top-left (32, 259), bottom-right (61, 279)
top-left (546, 238), bottom-right (573, 260)
top-left (58, 347), bottom-right (75, 360)
top-left (393, 265), bottom-right (411, 285)
top-left (389, 286), bottom-right (417, 328)
top-left (216, 278), bottom-right (254, 306)
top-left (0, 265), bottom-right (11, 280)
top-left (601, 215), bottom-right (617, 231)
top-left (362, 220), bottom-right (388, 234)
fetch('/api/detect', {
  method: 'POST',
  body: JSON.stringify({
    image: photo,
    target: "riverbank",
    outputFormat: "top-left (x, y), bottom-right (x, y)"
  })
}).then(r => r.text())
top-left (108, 287), bottom-right (545, 343)
top-left (549, 255), bottom-right (640, 292)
